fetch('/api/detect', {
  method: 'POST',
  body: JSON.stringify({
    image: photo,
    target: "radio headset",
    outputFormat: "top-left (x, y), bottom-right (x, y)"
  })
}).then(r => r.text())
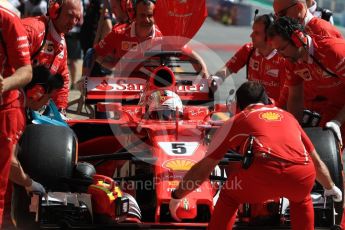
top-left (279, 17), bottom-right (338, 78)
top-left (246, 10), bottom-right (275, 79)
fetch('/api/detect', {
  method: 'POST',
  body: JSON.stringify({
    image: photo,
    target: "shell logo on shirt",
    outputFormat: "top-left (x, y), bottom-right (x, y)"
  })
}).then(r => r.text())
top-left (259, 111), bottom-right (283, 121)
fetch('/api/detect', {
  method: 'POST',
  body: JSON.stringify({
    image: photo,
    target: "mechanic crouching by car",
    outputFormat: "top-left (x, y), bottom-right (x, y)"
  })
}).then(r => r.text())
top-left (0, 6), bottom-right (32, 228)
top-left (21, 0), bottom-right (82, 117)
top-left (169, 81), bottom-right (342, 230)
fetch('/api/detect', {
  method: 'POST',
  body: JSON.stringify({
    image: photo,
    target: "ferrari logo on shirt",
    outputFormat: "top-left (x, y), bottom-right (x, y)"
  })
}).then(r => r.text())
top-left (121, 41), bottom-right (138, 51)
top-left (42, 40), bottom-right (54, 54)
top-left (259, 112), bottom-right (283, 121)
top-left (294, 68), bottom-right (312, 81)
top-left (250, 59), bottom-right (259, 71)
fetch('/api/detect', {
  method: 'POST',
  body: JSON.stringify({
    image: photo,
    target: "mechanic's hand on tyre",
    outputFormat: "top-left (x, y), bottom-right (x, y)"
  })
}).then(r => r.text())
top-left (325, 120), bottom-right (343, 146)
top-left (324, 184), bottom-right (342, 202)
top-left (169, 197), bottom-right (182, 222)
top-left (25, 179), bottom-right (46, 195)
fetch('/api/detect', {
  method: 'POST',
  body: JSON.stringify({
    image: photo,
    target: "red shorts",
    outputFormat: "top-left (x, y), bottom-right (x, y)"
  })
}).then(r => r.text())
top-left (208, 158), bottom-right (316, 230)
top-left (0, 104), bottom-right (25, 227)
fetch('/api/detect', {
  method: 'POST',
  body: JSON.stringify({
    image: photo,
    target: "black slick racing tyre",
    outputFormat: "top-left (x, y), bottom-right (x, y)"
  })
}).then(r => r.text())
top-left (12, 124), bottom-right (77, 228)
top-left (304, 127), bottom-right (344, 225)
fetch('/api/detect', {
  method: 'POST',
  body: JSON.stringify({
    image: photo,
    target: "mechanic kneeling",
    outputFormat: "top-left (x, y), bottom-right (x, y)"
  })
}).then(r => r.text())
top-left (169, 81), bottom-right (342, 230)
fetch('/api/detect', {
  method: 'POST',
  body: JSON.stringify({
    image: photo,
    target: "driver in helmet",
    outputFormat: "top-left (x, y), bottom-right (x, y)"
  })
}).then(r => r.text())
top-left (147, 90), bottom-right (183, 121)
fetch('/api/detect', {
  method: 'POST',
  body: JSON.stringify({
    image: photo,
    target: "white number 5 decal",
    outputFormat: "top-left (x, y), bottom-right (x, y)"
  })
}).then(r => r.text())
top-left (158, 142), bottom-right (199, 156)
top-left (172, 143), bottom-right (187, 154)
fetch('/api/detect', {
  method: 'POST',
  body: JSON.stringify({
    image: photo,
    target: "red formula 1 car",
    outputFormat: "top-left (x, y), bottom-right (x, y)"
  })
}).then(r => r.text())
top-left (12, 51), bottom-right (344, 229)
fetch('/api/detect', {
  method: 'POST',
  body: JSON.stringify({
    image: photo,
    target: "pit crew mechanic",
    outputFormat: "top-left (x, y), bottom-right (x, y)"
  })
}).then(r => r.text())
top-left (83, 0), bottom-right (162, 76)
top-left (0, 6), bottom-right (32, 227)
top-left (83, 0), bottom-right (209, 78)
top-left (267, 16), bottom-right (345, 151)
top-left (9, 66), bottom-right (64, 196)
top-left (169, 81), bottom-right (342, 230)
top-left (214, 14), bottom-right (287, 106)
top-left (21, 0), bottom-right (82, 114)
top-left (273, 0), bottom-right (342, 38)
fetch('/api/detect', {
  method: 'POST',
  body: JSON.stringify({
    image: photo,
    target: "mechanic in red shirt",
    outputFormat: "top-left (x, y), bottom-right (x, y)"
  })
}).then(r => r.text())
top-left (169, 81), bottom-right (342, 230)
top-left (214, 14), bottom-right (287, 106)
top-left (273, 0), bottom-right (343, 39)
top-left (21, 0), bottom-right (82, 113)
top-left (268, 16), bottom-right (345, 149)
top-left (0, 6), bottom-right (32, 227)
top-left (83, 0), bottom-right (162, 75)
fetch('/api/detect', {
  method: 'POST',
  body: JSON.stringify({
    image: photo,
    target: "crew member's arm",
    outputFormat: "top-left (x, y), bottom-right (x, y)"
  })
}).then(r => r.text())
top-left (0, 65), bottom-right (32, 94)
top-left (51, 55), bottom-right (69, 110)
top-left (173, 156), bottom-right (219, 200)
top-left (214, 66), bottom-right (232, 80)
top-left (309, 149), bottom-right (333, 189)
top-left (95, 27), bottom-right (118, 68)
top-left (287, 83), bottom-right (304, 122)
top-left (10, 147), bottom-right (46, 194)
top-left (214, 43), bottom-right (253, 81)
top-left (170, 118), bottom-right (235, 221)
top-left (182, 46), bottom-right (209, 78)
top-left (300, 127), bottom-right (342, 201)
top-left (96, 55), bottom-right (118, 70)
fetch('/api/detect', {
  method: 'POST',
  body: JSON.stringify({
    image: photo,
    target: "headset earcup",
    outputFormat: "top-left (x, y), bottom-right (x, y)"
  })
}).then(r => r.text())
top-left (291, 30), bottom-right (307, 48)
top-left (48, 1), bottom-right (61, 19)
top-left (27, 85), bottom-right (46, 102)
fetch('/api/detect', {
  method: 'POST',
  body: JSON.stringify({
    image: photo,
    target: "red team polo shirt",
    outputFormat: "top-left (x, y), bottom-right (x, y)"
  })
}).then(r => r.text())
top-left (0, 6), bottom-right (31, 106)
top-left (94, 22), bottom-right (163, 72)
top-left (21, 16), bottom-right (69, 109)
top-left (285, 36), bottom-right (345, 124)
top-left (225, 43), bottom-right (287, 104)
top-left (207, 104), bottom-right (314, 164)
top-left (304, 10), bottom-right (343, 39)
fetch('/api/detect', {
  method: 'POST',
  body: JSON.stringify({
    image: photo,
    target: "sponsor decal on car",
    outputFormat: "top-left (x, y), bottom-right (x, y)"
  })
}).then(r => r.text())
top-left (158, 142), bottom-right (199, 156)
top-left (162, 158), bottom-right (196, 171)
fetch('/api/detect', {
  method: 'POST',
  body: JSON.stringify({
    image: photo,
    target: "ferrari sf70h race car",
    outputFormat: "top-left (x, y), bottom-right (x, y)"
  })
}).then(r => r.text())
top-left (11, 50), bottom-right (344, 230)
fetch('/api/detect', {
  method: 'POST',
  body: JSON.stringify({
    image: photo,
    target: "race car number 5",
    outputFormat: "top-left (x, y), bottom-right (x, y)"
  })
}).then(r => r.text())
top-left (158, 142), bottom-right (199, 156)
top-left (172, 143), bottom-right (187, 154)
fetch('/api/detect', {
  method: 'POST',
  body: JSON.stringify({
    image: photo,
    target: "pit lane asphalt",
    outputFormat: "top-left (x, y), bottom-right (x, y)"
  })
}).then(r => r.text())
top-left (67, 17), bottom-right (345, 119)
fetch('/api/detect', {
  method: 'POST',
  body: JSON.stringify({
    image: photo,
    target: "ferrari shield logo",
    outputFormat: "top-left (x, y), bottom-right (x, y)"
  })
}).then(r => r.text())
top-left (295, 68), bottom-right (312, 81)
top-left (250, 59), bottom-right (260, 71)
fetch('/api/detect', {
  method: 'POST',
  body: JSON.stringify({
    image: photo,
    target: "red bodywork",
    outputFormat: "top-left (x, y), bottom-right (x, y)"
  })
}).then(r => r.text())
top-left (67, 52), bottom-right (224, 226)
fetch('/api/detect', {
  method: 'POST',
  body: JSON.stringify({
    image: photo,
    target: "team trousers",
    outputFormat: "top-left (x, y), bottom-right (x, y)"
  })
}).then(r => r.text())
top-left (0, 105), bottom-right (25, 228)
top-left (208, 158), bottom-right (316, 230)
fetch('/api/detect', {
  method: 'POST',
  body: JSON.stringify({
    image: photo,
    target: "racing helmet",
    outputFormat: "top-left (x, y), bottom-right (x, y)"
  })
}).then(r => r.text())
top-left (147, 90), bottom-right (183, 120)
